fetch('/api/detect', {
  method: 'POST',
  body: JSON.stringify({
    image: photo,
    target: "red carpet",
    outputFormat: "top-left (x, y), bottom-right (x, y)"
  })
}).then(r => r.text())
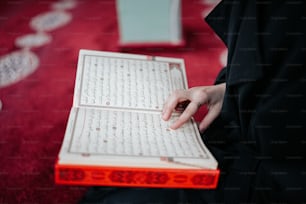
top-left (0, 0), bottom-right (226, 203)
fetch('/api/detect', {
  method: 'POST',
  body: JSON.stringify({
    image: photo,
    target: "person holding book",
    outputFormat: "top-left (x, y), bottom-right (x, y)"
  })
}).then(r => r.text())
top-left (79, 0), bottom-right (306, 203)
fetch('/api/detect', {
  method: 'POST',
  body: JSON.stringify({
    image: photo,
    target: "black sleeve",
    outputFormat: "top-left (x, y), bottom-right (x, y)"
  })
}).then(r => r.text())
top-left (214, 67), bottom-right (226, 85)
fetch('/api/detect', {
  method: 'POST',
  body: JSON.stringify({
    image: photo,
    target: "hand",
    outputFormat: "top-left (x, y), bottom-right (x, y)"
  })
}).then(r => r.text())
top-left (162, 83), bottom-right (226, 132)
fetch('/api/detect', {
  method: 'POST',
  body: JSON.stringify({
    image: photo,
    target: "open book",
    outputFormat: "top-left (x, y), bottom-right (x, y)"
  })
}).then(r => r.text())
top-left (55, 50), bottom-right (219, 188)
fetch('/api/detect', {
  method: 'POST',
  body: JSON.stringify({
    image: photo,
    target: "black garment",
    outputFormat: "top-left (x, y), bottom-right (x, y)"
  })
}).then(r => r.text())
top-left (80, 0), bottom-right (306, 203)
top-left (204, 0), bottom-right (306, 203)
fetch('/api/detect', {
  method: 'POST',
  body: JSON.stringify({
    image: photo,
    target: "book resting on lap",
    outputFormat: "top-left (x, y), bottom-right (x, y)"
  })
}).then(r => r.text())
top-left (55, 49), bottom-right (220, 188)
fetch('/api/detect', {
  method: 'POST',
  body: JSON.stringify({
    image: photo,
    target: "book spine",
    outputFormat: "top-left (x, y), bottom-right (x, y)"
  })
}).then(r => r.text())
top-left (55, 164), bottom-right (220, 189)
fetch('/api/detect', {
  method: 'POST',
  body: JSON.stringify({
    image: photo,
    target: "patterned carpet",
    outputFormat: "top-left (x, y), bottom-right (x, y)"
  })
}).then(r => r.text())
top-left (0, 0), bottom-right (226, 203)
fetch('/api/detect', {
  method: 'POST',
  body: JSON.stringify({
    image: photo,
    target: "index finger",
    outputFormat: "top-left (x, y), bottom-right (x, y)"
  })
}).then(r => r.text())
top-left (162, 90), bottom-right (188, 121)
top-left (169, 101), bottom-right (199, 129)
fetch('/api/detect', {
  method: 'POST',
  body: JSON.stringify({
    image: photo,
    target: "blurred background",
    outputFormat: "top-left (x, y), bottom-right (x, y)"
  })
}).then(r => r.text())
top-left (0, 0), bottom-right (226, 203)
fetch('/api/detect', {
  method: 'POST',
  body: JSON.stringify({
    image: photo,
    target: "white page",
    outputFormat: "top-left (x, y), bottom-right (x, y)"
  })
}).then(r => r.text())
top-left (59, 107), bottom-right (218, 169)
top-left (73, 50), bottom-right (187, 111)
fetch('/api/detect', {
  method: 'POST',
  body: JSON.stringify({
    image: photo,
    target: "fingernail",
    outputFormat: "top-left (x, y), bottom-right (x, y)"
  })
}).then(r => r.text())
top-left (170, 124), bottom-right (177, 130)
top-left (161, 114), bottom-right (167, 121)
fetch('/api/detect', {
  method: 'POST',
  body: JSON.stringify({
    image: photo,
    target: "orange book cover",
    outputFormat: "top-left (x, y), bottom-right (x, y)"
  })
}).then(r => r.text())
top-left (55, 163), bottom-right (219, 189)
top-left (55, 50), bottom-right (220, 189)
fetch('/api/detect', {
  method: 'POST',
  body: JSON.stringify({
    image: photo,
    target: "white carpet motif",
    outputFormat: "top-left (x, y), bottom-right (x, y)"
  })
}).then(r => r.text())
top-left (0, 50), bottom-right (39, 88)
